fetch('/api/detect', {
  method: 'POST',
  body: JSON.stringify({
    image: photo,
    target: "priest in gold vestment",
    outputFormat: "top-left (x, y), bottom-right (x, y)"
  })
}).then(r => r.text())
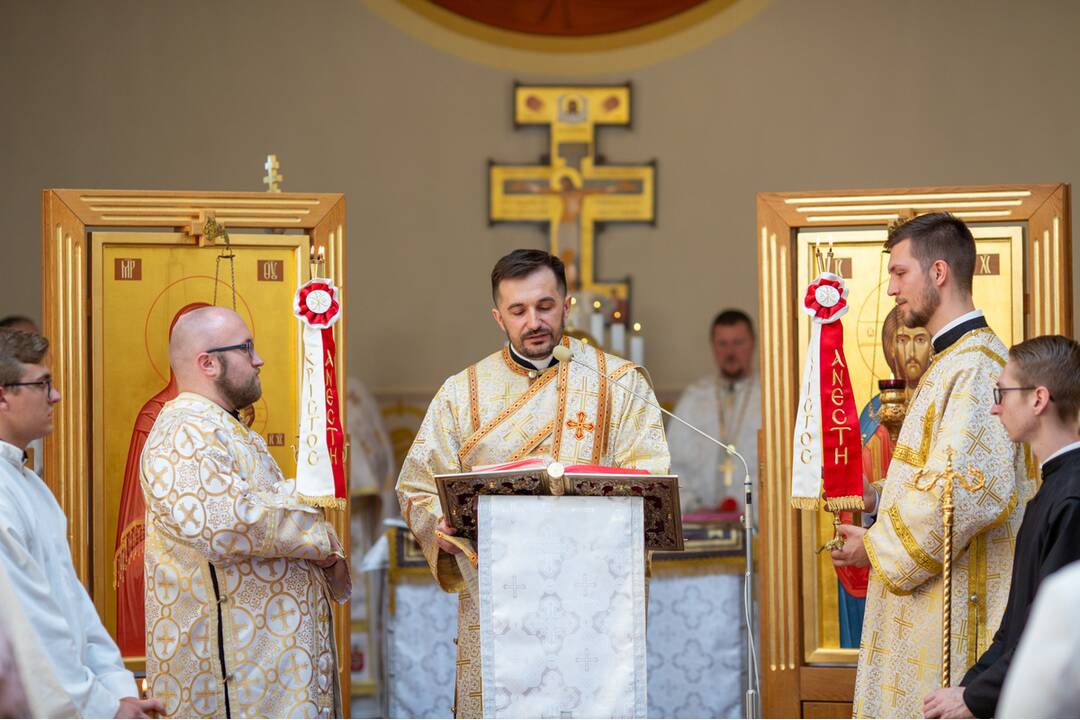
top-left (142, 307), bottom-right (350, 718)
top-left (831, 215), bottom-right (1030, 719)
top-left (396, 250), bottom-right (669, 718)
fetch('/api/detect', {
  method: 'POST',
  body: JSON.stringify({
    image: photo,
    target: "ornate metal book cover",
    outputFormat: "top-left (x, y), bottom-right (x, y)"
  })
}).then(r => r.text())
top-left (435, 461), bottom-right (684, 551)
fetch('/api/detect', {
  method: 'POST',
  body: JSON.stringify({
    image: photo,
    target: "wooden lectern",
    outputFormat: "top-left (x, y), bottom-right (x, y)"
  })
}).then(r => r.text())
top-left (756, 183), bottom-right (1072, 717)
top-left (40, 189), bottom-right (351, 711)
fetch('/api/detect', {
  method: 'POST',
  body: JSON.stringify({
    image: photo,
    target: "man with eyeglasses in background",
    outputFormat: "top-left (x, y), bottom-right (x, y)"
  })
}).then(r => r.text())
top-left (923, 334), bottom-right (1080, 718)
top-left (0, 328), bottom-right (164, 717)
top-left (140, 305), bottom-right (349, 718)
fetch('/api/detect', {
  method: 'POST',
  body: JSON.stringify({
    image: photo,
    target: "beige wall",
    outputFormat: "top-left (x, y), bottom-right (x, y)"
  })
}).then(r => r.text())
top-left (1, 0), bottom-right (1078, 397)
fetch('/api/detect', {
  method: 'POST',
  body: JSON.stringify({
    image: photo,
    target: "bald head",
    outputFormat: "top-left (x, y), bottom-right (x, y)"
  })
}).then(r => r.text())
top-left (169, 306), bottom-right (247, 372)
top-left (167, 306), bottom-right (267, 415)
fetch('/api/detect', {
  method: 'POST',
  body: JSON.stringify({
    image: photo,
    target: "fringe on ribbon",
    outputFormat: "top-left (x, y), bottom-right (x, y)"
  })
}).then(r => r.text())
top-left (296, 493), bottom-right (347, 511)
top-left (824, 495), bottom-right (865, 513)
top-left (790, 496), bottom-right (822, 510)
top-left (112, 520), bottom-right (144, 588)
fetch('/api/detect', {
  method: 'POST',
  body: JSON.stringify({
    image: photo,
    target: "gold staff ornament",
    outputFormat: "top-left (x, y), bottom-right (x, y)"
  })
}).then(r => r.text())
top-left (911, 447), bottom-right (986, 687)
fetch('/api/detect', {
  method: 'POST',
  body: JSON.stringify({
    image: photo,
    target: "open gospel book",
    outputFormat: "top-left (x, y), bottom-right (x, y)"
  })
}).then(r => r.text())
top-left (435, 459), bottom-right (683, 551)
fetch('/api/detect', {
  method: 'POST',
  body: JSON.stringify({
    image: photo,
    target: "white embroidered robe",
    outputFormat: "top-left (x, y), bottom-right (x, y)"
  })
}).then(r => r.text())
top-left (669, 372), bottom-right (760, 513)
top-left (141, 392), bottom-right (349, 718)
top-left (396, 336), bottom-right (670, 718)
top-left (0, 440), bottom-right (134, 718)
top-left (854, 329), bottom-right (1034, 718)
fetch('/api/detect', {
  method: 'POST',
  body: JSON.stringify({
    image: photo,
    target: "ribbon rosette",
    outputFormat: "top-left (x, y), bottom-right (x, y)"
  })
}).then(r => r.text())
top-left (802, 274), bottom-right (849, 323)
top-left (295, 281), bottom-right (341, 328)
top-left (790, 271), bottom-right (863, 513)
top-left (293, 277), bottom-right (346, 509)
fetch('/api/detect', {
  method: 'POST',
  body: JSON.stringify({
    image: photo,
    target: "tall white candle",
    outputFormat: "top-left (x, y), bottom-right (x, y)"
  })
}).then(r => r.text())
top-left (630, 323), bottom-right (644, 365)
top-left (610, 321), bottom-right (626, 354)
top-left (590, 301), bottom-right (605, 347)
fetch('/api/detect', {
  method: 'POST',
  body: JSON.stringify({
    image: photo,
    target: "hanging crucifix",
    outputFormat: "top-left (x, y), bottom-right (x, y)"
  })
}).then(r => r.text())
top-left (489, 83), bottom-right (656, 330)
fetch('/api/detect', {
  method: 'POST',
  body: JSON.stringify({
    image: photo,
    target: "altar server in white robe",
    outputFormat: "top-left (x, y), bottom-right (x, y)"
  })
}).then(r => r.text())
top-left (0, 328), bottom-right (164, 718)
top-left (669, 309), bottom-right (760, 513)
top-left (397, 249), bottom-right (669, 718)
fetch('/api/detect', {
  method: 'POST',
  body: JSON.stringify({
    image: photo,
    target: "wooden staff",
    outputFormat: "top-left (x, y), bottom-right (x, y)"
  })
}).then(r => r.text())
top-left (912, 447), bottom-right (985, 686)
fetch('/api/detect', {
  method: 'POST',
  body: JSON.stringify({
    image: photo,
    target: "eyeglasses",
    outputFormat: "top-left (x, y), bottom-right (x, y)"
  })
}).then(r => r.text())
top-left (205, 340), bottom-right (256, 358)
top-left (993, 386), bottom-right (1054, 404)
top-left (4, 378), bottom-right (53, 395)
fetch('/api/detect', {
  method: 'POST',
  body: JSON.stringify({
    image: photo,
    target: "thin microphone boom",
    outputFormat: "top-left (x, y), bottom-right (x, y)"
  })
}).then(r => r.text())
top-left (551, 344), bottom-right (749, 484)
top-left (553, 343), bottom-right (760, 719)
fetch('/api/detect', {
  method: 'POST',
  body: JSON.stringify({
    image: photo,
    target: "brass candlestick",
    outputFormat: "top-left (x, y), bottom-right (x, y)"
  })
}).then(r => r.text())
top-left (911, 447), bottom-right (985, 686)
top-left (877, 378), bottom-right (907, 444)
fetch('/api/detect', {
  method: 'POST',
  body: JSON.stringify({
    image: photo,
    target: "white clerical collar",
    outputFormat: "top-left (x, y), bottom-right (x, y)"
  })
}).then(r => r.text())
top-left (507, 343), bottom-right (553, 371)
top-left (1041, 440), bottom-right (1080, 469)
top-left (932, 309), bottom-right (984, 346)
top-left (0, 440), bottom-right (27, 470)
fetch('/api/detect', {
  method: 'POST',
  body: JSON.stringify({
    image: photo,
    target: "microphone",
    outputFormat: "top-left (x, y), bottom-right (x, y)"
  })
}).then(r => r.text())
top-left (554, 342), bottom-right (760, 718)
top-left (552, 345), bottom-right (749, 485)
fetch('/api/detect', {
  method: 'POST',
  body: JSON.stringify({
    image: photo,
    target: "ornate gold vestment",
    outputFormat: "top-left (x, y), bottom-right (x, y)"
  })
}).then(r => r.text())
top-left (854, 329), bottom-right (1034, 718)
top-left (396, 336), bottom-right (669, 718)
top-left (141, 393), bottom-right (350, 719)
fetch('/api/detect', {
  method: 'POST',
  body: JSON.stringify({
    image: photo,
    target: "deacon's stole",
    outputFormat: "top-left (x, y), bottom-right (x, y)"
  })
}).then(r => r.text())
top-left (459, 337), bottom-right (631, 469)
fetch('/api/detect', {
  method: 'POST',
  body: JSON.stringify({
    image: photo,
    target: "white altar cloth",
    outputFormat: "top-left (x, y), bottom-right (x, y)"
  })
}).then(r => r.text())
top-left (478, 495), bottom-right (647, 718)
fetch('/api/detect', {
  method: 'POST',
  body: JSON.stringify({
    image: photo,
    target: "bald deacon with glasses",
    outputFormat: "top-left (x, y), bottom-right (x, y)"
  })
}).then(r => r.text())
top-left (140, 306), bottom-right (350, 718)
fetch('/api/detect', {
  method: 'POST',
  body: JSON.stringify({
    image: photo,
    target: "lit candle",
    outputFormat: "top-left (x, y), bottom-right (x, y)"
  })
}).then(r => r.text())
top-left (589, 300), bottom-right (605, 347)
top-left (609, 311), bottom-right (626, 354)
top-left (141, 677), bottom-right (148, 698)
top-left (630, 322), bottom-right (645, 365)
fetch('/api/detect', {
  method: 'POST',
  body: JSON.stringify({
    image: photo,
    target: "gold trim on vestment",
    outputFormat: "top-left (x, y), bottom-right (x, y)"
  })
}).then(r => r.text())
top-left (604, 361), bottom-right (640, 458)
top-left (551, 351), bottom-right (571, 459)
top-left (457, 369), bottom-right (557, 464)
top-left (1024, 445), bottom-right (1039, 484)
top-left (609, 362), bottom-right (639, 383)
top-left (467, 365), bottom-right (480, 433)
top-left (865, 534), bottom-right (912, 596)
top-left (987, 488), bottom-right (1018, 531)
top-left (957, 345), bottom-right (1006, 368)
top-left (500, 346), bottom-right (532, 377)
top-left (887, 505), bottom-right (942, 575)
top-left (966, 534), bottom-right (988, 664)
top-left (509, 421), bottom-right (557, 461)
top-left (893, 402), bottom-right (936, 468)
top-left (591, 350), bottom-right (608, 464)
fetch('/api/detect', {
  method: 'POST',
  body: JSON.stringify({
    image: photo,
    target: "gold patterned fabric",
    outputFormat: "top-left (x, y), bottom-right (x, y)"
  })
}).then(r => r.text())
top-left (396, 337), bottom-right (669, 718)
top-left (141, 392), bottom-right (350, 718)
top-left (854, 329), bottom-right (1032, 718)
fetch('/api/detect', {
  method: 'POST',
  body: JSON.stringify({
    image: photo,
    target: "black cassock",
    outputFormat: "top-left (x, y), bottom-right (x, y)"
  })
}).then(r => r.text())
top-left (962, 445), bottom-right (1080, 717)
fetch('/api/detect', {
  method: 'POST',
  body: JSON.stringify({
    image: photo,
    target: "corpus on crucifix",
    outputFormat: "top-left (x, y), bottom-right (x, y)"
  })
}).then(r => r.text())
top-left (489, 84), bottom-right (655, 332)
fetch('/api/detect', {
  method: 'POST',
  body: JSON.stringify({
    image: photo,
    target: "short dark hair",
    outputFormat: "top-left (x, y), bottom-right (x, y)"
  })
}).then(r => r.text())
top-left (491, 249), bottom-right (567, 302)
top-left (0, 329), bottom-right (49, 386)
top-left (0, 315), bottom-right (36, 329)
top-left (711, 309), bottom-right (755, 338)
top-left (885, 212), bottom-right (976, 295)
top-left (1009, 335), bottom-right (1080, 427)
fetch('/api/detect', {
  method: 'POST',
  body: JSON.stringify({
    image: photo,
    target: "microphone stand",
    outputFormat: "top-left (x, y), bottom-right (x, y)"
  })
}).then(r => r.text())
top-left (554, 348), bottom-right (760, 718)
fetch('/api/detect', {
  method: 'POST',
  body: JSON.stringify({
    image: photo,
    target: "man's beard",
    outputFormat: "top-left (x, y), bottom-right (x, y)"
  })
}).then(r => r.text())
top-left (216, 355), bottom-right (262, 410)
top-left (512, 319), bottom-right (565, 360)
top-left (901, 284), bottom-right (940, 329)
top-left (720, 363), bottom-right (749, 382)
